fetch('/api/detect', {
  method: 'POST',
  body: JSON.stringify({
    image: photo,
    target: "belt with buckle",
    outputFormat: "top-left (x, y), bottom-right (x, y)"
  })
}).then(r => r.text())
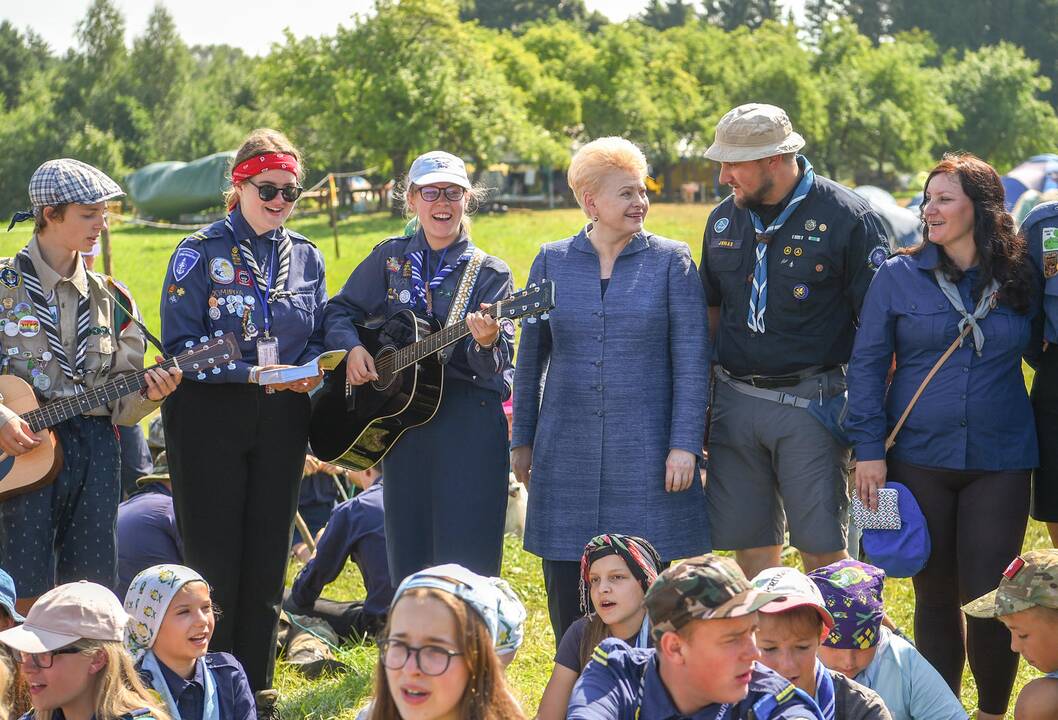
top-left (728, 365), bottom-right (838, 389)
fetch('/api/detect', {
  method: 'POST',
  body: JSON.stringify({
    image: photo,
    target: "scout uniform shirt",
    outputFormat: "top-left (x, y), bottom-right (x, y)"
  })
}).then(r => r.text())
top-left (567, 638), bottom-right (820, 720)
top-left (0, 237), bottom-right (158, 426)
top-left (1024, 200), bottom-right (1058, 343)
top-left (700, 157), bottom-right (889, 378)
top-left (159, 208), bottom-right (327, 381)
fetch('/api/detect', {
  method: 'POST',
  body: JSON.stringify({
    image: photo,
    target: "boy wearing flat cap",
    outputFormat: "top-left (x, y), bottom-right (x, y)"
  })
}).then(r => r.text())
top-left (965, 549), bottom-right (1058, 719)
top-left (699, 104), bottom-right (890, 581)
top-left (1, 159), bottom-right (181, 612)
top-left (567, 554), bottom-right (820, 719)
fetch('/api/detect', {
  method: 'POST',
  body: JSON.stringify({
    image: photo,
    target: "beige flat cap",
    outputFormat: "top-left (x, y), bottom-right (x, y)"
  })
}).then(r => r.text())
top-left (705, 103), bottom-right (805, 163)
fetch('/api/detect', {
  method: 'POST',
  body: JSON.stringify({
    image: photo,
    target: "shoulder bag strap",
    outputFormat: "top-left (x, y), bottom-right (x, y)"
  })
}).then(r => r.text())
top-left (884, 324), bottom-right (972, 450)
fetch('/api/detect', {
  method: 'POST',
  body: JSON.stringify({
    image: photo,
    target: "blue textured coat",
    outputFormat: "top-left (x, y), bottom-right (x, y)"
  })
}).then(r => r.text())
top-left (512, 228), bottom-right (711, 561)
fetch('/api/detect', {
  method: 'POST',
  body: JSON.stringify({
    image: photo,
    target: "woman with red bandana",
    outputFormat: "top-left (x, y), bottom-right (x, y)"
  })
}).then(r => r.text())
top-left (159, 128), bottom-right (327, 715)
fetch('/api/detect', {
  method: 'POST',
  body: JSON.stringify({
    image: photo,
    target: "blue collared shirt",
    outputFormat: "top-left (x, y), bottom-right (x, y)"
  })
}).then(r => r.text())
top-left (290, 479), bottom-right (394, 616)
top-left (323, 228), bottom-right (514, 398)
top-left (116, 482), bottom-right (182, 600)
top-left (1023, 201), bottom-right (1058, 342)
top-left (160, 208), bottom-right (327, 383)
top-left (137, 652), bottom-right (256, 720)
top-left (159, 657), bottom-right (206, 720)
top-left (846, 242), bottom-right (1039, 469)
top-left (567, 638), bottom-right (818, 720)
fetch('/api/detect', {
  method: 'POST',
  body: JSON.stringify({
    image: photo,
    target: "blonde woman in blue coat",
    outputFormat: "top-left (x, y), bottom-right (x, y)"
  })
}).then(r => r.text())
top-left (511, 137), bottom-right (710, 646)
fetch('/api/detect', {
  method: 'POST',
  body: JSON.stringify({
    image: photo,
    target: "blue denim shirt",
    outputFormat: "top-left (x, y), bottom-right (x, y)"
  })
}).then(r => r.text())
top-left (846, 242), bottom-right (1039, 470)
top-left (160, 208), bottom-right (327, 383)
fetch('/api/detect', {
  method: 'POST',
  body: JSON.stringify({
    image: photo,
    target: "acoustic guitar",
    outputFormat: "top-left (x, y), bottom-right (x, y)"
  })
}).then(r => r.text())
top-left (0, 332), bottom-right (241, 501)
top-left (309, 281), bottom-right (555, 471)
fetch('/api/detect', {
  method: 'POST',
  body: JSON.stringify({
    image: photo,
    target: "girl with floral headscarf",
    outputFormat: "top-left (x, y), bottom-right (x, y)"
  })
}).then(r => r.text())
top-left (536, 534), bottom-right (662, 720)
top-left (124, 564), bottom-right (256, 720)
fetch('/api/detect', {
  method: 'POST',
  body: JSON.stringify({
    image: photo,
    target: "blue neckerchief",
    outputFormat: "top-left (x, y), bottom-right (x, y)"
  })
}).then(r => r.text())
top-left (407, 238), bottom-right (471, 315)
top-left (814, 657), bottom-right (836, 720)
top-left (633, 613), bottom-right (651, 649)
top-left (141, 650), bottom-right (219, 720)
top-left (746, 155), bottom-right (816, 333)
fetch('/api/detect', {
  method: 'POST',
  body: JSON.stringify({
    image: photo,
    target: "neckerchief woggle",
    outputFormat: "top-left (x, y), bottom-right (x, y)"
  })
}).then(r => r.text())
top-left (747, 156), bottom-right (816, 333)
top-left (933, 269), bottom-right (1000, 356)
top-left (141, 650), bottom-right (220, 720)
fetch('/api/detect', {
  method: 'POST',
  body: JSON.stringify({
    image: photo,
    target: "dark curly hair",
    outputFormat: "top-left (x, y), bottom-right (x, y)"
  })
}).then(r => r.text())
top-left (907, 152), bottom-right (1034, 314)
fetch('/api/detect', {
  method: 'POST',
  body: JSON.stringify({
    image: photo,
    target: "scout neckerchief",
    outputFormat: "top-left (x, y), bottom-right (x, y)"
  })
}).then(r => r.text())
top-left (407, 232), bottom-right (472, 316)
top-left (812, 658), bottom-right (836, 720)
top-left (746, 156), bottom-right (815, 334)
top-left (933, 269), bottom-right (1000, 356)
top-left (225, 215), bottom-right (292, 305)
top-left (141, 650), bottom-right (220, 720)
top-left (16, 251), bottom-right (90, 384)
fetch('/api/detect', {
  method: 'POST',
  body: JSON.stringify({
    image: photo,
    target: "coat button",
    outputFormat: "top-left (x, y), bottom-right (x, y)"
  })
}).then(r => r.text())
top-left (594, 360), bottom-right (602, 367)
top-left (596, 335), bottom-right (603, 341)
top-left (960, 420), bottom-right (967, 427)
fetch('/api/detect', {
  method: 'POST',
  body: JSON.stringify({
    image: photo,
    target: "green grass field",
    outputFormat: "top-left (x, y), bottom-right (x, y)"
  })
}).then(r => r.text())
top-left (5, 204), bottom-right (1050, 718)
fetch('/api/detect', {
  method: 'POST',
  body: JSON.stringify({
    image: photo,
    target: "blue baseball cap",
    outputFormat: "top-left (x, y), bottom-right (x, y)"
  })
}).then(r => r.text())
top-left (0, 567), bottom-right (25, 623)
top-left (860, 481), bottom-right (931, 578)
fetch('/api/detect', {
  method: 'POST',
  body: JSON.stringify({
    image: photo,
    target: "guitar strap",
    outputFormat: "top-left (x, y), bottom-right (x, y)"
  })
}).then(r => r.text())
top-left (438, 248), bottom-right (487, 364)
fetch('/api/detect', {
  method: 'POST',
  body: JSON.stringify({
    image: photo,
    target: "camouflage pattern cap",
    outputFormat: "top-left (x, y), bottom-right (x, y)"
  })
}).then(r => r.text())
top-left (644, 554), bottom-right (785, 642)
top-left (964, 550), bottom-right (1058, 618)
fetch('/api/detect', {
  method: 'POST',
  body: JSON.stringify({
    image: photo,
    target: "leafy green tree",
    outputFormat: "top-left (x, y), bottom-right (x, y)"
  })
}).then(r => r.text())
top-left (640, 0), bottom-right (697, 30)
top-left (459, 0), bottom-right (604, 32)
top-left (702, 0), bottom-right (781, 30)
top-left (943, 43), bottom-right (1058, 171)
top-left (0, 22), bottom-right (52, 110)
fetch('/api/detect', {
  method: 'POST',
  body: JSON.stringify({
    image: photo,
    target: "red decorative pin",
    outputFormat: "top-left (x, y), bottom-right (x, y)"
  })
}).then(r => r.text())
top-left (1003, 557), bottom-right (1026, 579)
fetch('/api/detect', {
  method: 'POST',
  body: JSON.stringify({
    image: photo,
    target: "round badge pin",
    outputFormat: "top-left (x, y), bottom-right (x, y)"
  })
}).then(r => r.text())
top-left (713, 217), bottom-right (730, 234)
top-left (793, 283), bottom-right (809, 301)
top-left (3, 322), bottom-right (17, 338)
top-left (33, 374), bottom-right (51, 391)
top-left (1, 298), bottom-right (12, 310)
top-left (18, 316), bottom-right (39, 337)
top-left (209, 307), bottom-right (222, 320)
top-left (209, 258), bottom-right (235, 285)
top-left (398, 289), bottom-right (411, 304)
top-left (870, 247), bottom-right (887, 268)
top-left (244, 296), bottom-right (255, 306)
top-left (41, 351), bottom-right (53, 362)
top-left (13, 303), bottom-right (30, 315)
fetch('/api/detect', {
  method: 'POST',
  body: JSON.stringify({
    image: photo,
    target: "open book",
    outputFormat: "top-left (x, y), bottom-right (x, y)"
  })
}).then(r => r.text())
top-left (258, 349), bottom-right (348, 386)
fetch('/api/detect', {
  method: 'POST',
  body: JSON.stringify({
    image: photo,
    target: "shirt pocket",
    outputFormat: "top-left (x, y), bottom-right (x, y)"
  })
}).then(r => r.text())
top-left (86, 332), bottom-right (115, 375)
top-left (895, 302), bottom-right (953, 352)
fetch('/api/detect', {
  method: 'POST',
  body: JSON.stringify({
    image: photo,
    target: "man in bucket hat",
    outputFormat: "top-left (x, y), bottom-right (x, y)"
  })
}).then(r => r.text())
top-left (699, 104), bottom-right (890, 580)
top-left (964, 549), bottom-right (1058, 719)
top-left (567, 554), bottom-right (821, 719)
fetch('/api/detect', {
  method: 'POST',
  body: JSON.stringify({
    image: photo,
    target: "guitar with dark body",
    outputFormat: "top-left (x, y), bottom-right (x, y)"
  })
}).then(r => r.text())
top-left (309, 281), bottom-right (555, 471)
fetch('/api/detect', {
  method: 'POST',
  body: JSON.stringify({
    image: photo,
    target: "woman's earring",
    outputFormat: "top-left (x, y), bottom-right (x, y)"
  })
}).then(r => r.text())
top-left (592, 215), bottom-right (599, 223)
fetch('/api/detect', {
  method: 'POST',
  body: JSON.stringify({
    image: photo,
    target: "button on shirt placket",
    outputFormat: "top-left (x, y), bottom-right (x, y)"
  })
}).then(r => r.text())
top-left (594, 308), bottom-right (605, 416)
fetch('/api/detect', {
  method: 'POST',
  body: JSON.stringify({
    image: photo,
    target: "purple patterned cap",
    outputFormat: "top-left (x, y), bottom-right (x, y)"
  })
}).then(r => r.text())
top-left (808, 559), bottom-right (885, 650)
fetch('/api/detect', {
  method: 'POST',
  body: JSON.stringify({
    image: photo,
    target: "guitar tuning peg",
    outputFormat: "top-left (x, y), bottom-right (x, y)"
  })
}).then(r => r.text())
top-left (199, 336), bottom-right (208, 343)
top-left (196, 371), bottom-right (206, 380)
top-left (526, 316), bottom-right (538, 324)
top-left (226, 362), bottom-right (236, 371)
top-left (211, 367), bottom-right (221, 374)
top-left (184, 340), bottom-right (194, 349)
top-left (540, 312), bottom-right (550, 320)
top-left (214, 330), bottom-right (223, 337)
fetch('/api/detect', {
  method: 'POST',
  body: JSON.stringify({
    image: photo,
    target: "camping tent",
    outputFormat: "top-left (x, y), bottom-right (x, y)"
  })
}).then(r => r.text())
top-left (125, 151), bottom-right (235, 220)
top-left (1001, 154), bottom-right (1058, 211)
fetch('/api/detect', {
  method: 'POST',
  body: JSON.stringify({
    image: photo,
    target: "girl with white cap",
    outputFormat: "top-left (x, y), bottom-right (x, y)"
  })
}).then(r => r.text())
top-left (325, 151), bottom-right (515, 584)
top-left (123, 564), bottom-right (255, 720)
top-left (0, 580), bottom-right (168, 720)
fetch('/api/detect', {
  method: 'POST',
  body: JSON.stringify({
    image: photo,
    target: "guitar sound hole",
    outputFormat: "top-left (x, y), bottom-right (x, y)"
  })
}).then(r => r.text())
top-left (371, 346), bottom-right (398, 391)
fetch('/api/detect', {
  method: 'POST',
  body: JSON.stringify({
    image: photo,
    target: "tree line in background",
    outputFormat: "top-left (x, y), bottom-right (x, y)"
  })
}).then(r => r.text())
top-left (2, 0), bottom-right (1058, 216)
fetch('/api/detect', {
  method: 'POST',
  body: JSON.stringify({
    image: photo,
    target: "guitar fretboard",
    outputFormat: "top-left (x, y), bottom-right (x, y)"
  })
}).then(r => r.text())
top-left (385, 302), bottom-right (504, 374)
top-left (22, 357), bottom-right (180, 433)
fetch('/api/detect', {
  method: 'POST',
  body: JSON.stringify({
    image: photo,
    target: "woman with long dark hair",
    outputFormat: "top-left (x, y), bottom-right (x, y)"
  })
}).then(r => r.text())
top-left (846, 152), bottom-right (1040, 720)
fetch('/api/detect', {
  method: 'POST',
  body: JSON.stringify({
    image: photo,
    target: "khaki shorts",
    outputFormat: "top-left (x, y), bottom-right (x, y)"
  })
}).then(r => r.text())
top-left (706, 370), bottom-right (850, 553)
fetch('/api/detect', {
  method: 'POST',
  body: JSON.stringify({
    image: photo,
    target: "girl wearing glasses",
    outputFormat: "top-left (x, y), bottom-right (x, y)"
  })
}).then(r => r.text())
top-left (0, 581), bottom-right (168, 720)
top-left (325, 151), bottom-right (514, 584)
top-left (367, 564), bottom-right (526, 720)
top-left (159, 128), bottom-right (327, 710)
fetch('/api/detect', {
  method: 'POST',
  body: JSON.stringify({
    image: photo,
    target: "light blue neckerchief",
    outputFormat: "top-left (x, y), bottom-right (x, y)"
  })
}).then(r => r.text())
top-left (932, 269), bottom-right (1000, 356)
top-left (633, 613), bottom-right (651, 649)
top-left (746, 156), bottom-right (816, 333)
top-left (141, 650), bottom-right (220, 720)
top-left (813, 657), bottom-right (836, 720)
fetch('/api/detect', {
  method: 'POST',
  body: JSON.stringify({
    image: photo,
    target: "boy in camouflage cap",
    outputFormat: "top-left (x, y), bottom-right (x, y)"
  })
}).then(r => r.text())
top-left (568, 554), bottom-right (822, 719)
top-left (964, 549), bottom-right (1058, 719)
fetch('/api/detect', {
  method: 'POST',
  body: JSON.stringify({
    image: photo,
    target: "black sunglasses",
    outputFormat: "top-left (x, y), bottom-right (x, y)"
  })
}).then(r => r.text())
top-left (246, 179), bottom-right (303, 203)
top-left (419, 186), bottom-right (465, 203)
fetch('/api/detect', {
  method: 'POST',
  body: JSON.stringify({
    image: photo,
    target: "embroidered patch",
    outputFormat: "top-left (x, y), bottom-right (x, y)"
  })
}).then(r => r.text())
top-left (0, 268), bottom-right (19, 289)
top-left (709, 236), bottom-right (743, 250)
top-left (386, 257), bottom-right (402, 273)
top-left (172, 248), bottom-right (201, 282)
top-left (793, 283), bottom-right (809, 301)
top-left (804, 219), bottom-right (817, 231)
top-left (1043, 227), bottom-right (1058, 252)
top-left (713, 217), bottom-right (730, 233)
top-left (236, 269), bottom-right (252, 287)
top-left (209, 258), bottom-right (235, 284)
top-left (1045, 251), bottom-right (1058, 279)
top-left (869, 247), bottom-right (888, 268)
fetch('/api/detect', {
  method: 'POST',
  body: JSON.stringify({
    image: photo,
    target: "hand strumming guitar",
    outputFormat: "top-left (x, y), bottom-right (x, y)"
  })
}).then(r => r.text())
top-left (346, 346), bottom-right (379, 386)
top-left (0, 404), bottom-right (43, 457)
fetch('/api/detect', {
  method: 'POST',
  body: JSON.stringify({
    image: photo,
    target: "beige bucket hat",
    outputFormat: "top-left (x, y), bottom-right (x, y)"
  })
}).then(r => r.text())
top-left (705, 103), bottom-right (805, 163)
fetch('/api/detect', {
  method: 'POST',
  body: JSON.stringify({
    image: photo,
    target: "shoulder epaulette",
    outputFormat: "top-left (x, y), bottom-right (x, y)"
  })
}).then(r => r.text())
top-left (286, 229), bottom-right (317, 248)
top-left (104, 275), bottom-right (137, 332)
top-left (1021, 201), bottom-right (1058, 232)
top-left (372, 234), bottom-right (411, 252)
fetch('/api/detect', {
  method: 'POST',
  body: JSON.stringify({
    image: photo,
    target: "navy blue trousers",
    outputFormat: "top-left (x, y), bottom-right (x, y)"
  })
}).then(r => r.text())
top-left (382, 379), bottom-right (508, 586)
top-left (0, 415), bottom-right (120, 596)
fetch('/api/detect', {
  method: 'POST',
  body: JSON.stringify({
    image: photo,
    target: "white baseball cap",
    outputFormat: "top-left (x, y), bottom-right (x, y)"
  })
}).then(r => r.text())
top-left (752, 567), bottom-right (834, 629)
top-left (409, 151), bottom-right (471, 190)
top-left (0, 581), bottom-right (129, 653)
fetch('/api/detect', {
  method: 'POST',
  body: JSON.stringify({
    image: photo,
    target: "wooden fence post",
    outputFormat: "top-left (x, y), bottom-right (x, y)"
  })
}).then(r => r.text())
top-left (328, 174), bottom-right (341, 258)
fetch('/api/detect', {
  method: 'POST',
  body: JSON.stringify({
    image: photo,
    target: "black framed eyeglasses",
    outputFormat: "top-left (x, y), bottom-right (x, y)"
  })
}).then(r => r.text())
top-left (418, 186), bottom-right (465, 203)
top-left (17, 647), bottom-right (81, 669)
top-left (379, 638), bottom-right (462, 676)
top-left (246, 179), bottom-right (304, 203)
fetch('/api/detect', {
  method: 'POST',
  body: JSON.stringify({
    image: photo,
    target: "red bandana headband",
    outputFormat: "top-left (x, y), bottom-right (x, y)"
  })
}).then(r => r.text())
top-left (231, 153), bottom-right (300, 183)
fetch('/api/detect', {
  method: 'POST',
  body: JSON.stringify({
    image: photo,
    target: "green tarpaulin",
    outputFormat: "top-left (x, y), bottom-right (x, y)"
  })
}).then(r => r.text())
top-left (125, 151), bottom-right (234, 220)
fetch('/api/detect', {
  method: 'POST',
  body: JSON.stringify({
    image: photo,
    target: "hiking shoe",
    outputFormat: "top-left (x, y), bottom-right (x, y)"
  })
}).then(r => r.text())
top-left (255, 689), bottom-right (281, 720)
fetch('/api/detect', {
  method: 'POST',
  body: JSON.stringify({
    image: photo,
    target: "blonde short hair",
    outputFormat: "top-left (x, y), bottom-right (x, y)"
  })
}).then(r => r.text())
top-left (567, 137), bottom-right (648, 215)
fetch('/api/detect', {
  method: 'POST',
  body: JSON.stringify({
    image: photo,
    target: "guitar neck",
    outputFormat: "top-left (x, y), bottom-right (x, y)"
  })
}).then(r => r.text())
top-left (391, 303), bottom-right (501, 372)
top-left (22, 357), bottom-right (179, 433)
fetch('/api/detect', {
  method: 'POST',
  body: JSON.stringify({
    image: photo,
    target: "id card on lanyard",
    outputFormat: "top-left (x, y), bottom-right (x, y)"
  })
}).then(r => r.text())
top-left (239, 239), bottom-right (281, 387)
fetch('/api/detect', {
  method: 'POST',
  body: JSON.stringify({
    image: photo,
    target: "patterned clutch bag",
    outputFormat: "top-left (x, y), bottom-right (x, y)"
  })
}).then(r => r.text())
top-left (851, 488), bottom-right (901, 530)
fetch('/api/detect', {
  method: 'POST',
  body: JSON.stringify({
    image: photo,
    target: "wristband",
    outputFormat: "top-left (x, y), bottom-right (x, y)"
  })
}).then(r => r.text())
top-left (249, 366), bottom-right (261, 384)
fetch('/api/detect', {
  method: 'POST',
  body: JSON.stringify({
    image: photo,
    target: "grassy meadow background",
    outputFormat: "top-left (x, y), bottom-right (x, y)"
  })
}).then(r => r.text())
top-left (4, 203), bottom-right (1051, 718)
